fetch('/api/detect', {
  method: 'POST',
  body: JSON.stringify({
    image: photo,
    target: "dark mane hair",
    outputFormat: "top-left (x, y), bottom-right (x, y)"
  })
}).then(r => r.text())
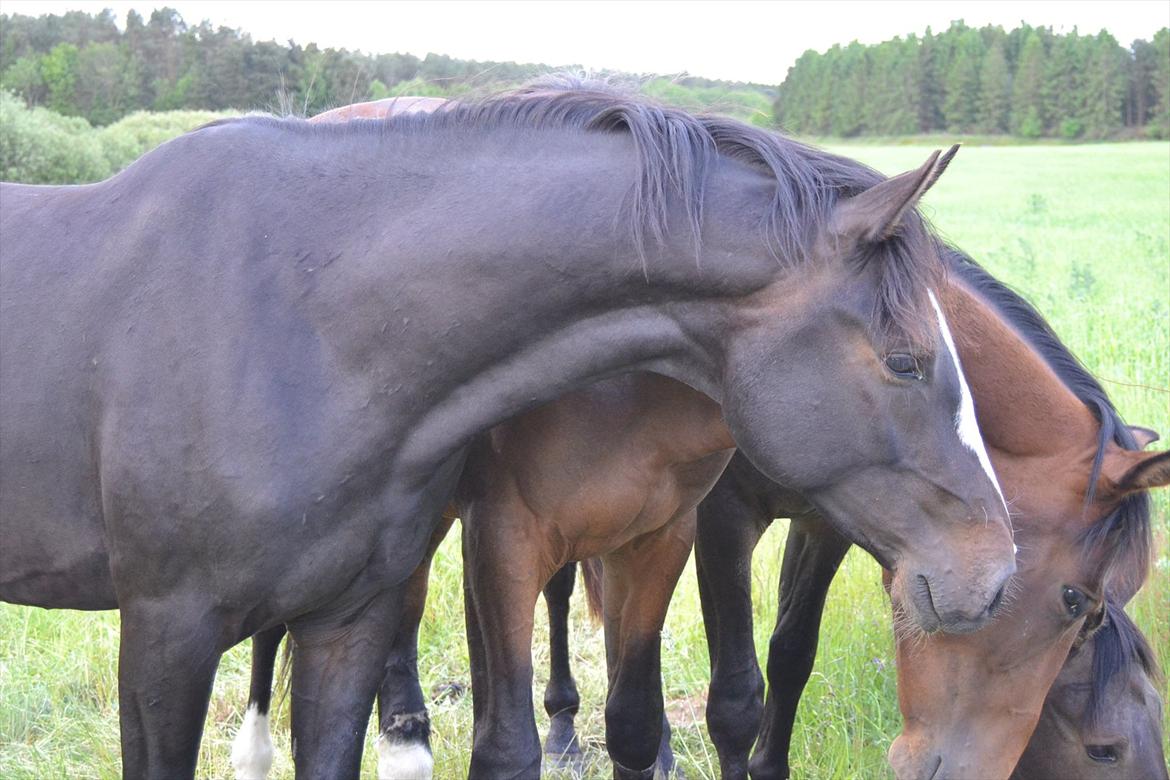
top-left (274, 75), bottom-right (941, 346)
top-left (1085, 601), bottom-right (1162, 731)
top-left (942, 246), bottom-right (1159, 711)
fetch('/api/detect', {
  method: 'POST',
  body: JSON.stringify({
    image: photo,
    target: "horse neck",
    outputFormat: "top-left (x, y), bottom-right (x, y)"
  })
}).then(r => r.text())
top-left (316, 132), bottom-right (779, 478)
top-left (940, 279), bottom-right (1101, 492)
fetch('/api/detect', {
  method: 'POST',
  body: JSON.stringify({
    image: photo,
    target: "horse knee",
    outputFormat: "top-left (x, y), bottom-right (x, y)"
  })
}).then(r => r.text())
top-left (706, 667), bottom-right (764, 752)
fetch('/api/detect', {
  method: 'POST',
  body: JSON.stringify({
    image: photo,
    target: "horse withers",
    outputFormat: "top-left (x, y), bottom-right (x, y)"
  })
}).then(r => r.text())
top-left (0, 82), bottom-right (1011, 778)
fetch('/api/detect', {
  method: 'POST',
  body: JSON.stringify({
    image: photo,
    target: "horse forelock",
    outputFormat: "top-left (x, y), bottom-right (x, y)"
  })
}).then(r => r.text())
top-left (942, 248), bottom-right (1153, 618)
top-left (1084, 599), bottom-right (1163, 733)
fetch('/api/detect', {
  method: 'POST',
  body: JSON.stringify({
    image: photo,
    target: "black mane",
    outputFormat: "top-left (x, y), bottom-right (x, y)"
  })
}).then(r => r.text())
top-left (942, 247), bottom-right (1158, 711)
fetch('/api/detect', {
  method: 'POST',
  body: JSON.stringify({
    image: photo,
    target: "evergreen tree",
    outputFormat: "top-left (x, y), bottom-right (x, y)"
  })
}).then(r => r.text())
top-left (916, 28), bottom-right (944, 131)
top-left (1151, 28), bottom-right (1170, 133)
top-left (1011, 31), bottom-right (1047, 136)
top-left (976, 40), bottom-right (1011, 133)
top-left (1081, 32), bottom-right (1127, 138)
top-left (942, 28), bottom-right (985, 132)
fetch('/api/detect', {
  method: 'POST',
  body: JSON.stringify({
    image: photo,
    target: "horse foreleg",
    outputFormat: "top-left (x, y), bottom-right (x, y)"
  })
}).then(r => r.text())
top-left (601, 516), bottom-right (694, 780)
top-left (748, 517), bottom-right (850, 780)
top-left (373, 515), bottom-right (454, 780)
top-left (231, 624), bottom-right (286, 779)
top-left (542, 560), bottom-right (583, 768)
top-left (286, 586), bottom-right (405, 780)
top-left (117, 597), bottom-right (224, 779)
top-left (693, 483), bottom-right (772, 780)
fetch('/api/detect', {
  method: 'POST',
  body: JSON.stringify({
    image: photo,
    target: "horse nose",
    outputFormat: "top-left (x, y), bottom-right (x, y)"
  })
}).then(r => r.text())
top-left (986, 582), bottom-right (1007, 616)
top-left (983, 566), bottom-right (1013, 618)
top-left (917, 558), bottom-right (1014, 633)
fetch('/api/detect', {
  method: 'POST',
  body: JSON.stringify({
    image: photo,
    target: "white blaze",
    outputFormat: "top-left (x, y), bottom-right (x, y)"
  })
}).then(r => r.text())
top-left (376, 735), bottom-right (434, 780)
top-left (927, 289), bottom-right (1007, 509)
top-left (231, 705), bottom-right (274, 780)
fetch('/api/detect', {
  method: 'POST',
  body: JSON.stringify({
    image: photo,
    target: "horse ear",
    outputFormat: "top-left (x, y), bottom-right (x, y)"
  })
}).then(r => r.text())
top-left (833, 144), bottom-right (959, 244)
top-left (1127, 425), bottom-right (1160, 449)
top-left (1099, 449), bottom-right (1170, 501)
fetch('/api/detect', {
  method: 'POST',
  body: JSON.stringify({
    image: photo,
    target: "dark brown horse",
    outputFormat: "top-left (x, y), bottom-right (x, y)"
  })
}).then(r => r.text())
top-left (697, 250), bottom-right (1168, 779)
top-left (233, 248), bottom-right (1166, 780)
top-left (0, 80), bottom-right (1013, 778)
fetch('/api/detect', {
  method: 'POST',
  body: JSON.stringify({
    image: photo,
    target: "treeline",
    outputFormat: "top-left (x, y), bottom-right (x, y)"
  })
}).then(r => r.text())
top-left (775, 22), bottom-right (1170, 139)
top-left (0, 8), bottom-right (773, 126)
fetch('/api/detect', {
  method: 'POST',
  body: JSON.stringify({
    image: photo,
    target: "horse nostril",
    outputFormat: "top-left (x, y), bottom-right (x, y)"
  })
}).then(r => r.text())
top-left (987, 583), bottom-right (1007, 615)
top-left (1086, 744), bottom-right (1119, 764)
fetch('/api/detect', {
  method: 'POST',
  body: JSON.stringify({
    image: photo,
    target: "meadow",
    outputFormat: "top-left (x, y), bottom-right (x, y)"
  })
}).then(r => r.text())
top-left (0, 132), bottom-right (1167, 778)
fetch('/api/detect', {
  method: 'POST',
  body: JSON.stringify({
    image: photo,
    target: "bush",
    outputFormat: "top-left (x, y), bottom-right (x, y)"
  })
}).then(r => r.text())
top-left (0, 92), bottom-right (235, 184)
top-left (0, 90), bottom-right (109, 183)
top-left (642, 79), bottom-right (775, 126)
top-left (1058, 118), bottom-right (1085, 140)
top-left (1014, 106), bottom-right (1044, 139)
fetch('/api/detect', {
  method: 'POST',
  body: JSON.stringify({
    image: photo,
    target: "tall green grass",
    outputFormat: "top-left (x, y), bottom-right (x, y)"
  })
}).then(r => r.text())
top-left (0, 143), bottom-right (1166, 778)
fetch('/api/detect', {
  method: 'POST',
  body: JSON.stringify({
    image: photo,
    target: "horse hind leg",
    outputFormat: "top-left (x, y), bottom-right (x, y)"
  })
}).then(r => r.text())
top-left (542, 561), bottom-right (584, 771)
top-left (231, 624), bottom-right (286, 780)
top-left (601, 516), bottom-right (695, 780)
top-left (462, 500), bottom-right (550, 779)
top-left (374, 515), bottom-right (454, 780)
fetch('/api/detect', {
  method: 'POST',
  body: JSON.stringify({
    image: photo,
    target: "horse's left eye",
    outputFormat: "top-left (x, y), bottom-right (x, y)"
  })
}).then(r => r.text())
top-left (885, 353), bottom-right (923, 379)
top-left (1062, 586), bottom-right (1087, 617)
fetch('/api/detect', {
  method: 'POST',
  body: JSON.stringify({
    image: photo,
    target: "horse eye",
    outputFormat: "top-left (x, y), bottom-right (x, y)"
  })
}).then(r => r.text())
top-left (885, 353), bottom-right (923, 379)
top-left (1062, 586), bottom-right (1087, 617)
top-left (1085, 744), bottom-right (1119, 764)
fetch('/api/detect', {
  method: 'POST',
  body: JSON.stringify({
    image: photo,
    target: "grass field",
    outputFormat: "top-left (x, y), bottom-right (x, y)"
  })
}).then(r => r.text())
top-left (1, 142), bottom-right (1167, 779)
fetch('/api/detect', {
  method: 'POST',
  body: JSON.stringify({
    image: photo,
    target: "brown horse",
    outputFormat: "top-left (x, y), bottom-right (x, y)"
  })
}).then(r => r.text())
top-left (697, 251), bottom-right (1168, 779)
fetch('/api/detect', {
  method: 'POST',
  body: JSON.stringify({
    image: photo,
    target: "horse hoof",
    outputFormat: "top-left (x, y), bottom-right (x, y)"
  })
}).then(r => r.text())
top-left (542, 748), bottom-right (584, 778)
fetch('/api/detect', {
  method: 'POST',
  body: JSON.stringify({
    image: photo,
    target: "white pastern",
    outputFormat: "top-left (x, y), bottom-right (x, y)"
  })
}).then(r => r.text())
top-left (231, 704), bottom-right (274, 780)
top-left (376, 735), bottom-right (434, 780)
top-left (928, 289), bottom-right (1007, 509)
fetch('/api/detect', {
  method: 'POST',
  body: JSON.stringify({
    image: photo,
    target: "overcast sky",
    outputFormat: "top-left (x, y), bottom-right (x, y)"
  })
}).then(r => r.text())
top-left (4, 1), bottom-right (1169, 84)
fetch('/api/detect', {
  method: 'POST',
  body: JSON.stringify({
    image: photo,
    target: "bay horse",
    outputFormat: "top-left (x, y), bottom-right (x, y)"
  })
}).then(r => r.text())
top-left (232, 248), bottom-right (1166, 780)
top-left (0, 80), bottom-right (1013, 778)
top-left (696, 250), bottom-right (1168, 779)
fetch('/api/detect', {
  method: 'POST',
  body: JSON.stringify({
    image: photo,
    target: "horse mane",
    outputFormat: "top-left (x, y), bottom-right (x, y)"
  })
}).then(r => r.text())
top-left (942, 247), bottom-right (1158, 709)
top-left (1085, 601), bottom-right (1162, 732)
top-left (244, 75), bottom-right (940, 347)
